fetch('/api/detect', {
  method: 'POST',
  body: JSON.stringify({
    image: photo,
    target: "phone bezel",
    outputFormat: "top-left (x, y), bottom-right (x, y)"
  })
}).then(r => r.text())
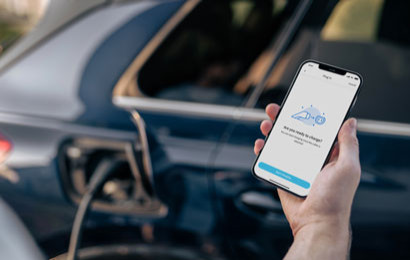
top-left (252, 59), bottom-right (363, 198)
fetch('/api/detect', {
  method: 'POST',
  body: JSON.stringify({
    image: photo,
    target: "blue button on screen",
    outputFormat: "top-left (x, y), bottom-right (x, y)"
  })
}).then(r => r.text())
top-left (258, 162), bottom-right (311, 189)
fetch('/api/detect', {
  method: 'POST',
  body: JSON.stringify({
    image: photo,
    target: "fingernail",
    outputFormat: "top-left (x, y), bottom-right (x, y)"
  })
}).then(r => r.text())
top-left (350, 118), bottom-right (357, 130)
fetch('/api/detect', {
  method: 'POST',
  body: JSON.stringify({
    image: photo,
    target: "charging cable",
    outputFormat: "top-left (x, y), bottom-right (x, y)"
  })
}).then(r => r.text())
top-left (67, 158), bottom-right (121, 260)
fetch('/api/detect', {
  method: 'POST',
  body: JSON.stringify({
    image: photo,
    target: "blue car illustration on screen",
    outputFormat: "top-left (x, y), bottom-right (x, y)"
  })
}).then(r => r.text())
top-left (291, 105), bottom-right (326, 126)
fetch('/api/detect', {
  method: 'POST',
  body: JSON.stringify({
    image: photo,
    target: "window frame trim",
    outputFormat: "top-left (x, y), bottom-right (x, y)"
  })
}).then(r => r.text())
top-left (114, 95), bottom-right (410, 137)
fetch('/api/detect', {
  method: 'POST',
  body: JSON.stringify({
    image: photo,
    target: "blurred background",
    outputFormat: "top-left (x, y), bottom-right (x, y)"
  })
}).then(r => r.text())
top-left (0, 0), bottom-right (409, 259)
top-left (0, 0), bottom-right (47, 55)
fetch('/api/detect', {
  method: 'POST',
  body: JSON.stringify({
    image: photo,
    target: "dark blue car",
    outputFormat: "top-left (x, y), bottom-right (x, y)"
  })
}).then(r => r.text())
top-left (0, 0), bottom-right (409, 259)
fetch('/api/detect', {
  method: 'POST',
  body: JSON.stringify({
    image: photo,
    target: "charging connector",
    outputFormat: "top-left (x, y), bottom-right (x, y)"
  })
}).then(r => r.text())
top-left (67, 158), bottom-right (122, 260)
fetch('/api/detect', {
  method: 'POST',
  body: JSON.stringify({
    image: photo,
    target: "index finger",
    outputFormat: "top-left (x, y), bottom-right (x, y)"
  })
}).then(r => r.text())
top-left (266, 103), bottom-right (280, 121)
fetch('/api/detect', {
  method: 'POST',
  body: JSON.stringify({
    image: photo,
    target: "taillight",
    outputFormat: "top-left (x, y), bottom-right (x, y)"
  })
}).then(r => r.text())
top-left (0, 134), bottom-right (12, 164)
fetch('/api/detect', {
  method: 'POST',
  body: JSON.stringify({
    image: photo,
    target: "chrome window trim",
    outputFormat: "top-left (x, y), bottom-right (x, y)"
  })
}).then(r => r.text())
top-left (114, 96), bottom-right (410, 137)
top-left (114, 96), bottom-right (248, 120)
top-left (356, 119), bottom-right (410, 137)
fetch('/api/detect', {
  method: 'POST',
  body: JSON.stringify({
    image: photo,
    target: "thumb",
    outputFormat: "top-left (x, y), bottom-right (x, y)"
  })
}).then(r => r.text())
top-left (337, 118), bottom-right (359, 164)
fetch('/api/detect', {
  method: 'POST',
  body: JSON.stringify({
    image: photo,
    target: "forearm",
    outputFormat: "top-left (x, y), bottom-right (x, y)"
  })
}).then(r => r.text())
top-left (284, 221), bottom-right (351, 260)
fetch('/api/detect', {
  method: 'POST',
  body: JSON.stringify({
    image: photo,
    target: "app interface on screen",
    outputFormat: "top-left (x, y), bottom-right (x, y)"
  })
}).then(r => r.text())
top-left (254, 62), bottom-right (360, 196)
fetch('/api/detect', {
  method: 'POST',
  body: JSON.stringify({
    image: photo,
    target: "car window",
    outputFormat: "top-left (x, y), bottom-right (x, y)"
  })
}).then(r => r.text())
top-left (125, 0), bottom-right (297, 106)
top-left (0, 0), bottom-right (48, 57)
top-left (255, 0), bottom-right (410, 124)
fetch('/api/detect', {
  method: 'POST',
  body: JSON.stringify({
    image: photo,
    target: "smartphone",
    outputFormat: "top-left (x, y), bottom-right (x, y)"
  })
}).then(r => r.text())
top-left (252, 60), bottom-right (362, 197)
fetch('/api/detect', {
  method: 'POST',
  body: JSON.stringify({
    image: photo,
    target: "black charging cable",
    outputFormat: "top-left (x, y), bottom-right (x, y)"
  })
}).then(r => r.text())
top-left (67, 158), bottom-right (121, 260)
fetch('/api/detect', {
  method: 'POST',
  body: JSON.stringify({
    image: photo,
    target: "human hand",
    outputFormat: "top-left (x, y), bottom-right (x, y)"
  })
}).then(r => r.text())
top-left (254, 103), bottom-right (361, 258)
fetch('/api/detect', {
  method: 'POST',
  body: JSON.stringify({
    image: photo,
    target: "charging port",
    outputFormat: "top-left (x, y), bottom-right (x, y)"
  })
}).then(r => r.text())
top-left (59, 137), bottom-right (167, 217)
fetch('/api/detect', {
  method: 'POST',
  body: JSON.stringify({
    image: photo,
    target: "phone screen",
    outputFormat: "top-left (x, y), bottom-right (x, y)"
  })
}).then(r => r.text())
top-left (253, 61), bottom-right (361, 197)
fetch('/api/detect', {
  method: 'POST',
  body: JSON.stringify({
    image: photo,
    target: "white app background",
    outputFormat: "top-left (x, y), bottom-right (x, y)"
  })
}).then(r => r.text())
top-left (254, 62), bottom-right (360, 196)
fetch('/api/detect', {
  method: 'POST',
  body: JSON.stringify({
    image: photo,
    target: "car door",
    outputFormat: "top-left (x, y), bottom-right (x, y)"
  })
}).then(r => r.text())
top-left (112, 0), bottom-right (300, 257)
top-left (210, 1), bottom-right (410, 259)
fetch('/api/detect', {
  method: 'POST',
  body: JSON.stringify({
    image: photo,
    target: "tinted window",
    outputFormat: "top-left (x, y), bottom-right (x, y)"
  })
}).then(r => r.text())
top-left (0, 0), bottom-right (48, 57)
top-left (256, 0), bottom-right (410, 124)
top-left (134, 0), bottom-right (296, 106)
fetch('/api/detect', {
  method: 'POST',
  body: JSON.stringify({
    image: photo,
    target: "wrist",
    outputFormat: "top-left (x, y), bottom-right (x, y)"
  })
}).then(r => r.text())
top-left (291, 210), bottom-right (351, 237)
top-left (286, 220), bottom-right (351, 260)
top-left (295, 219), bottom-right (350, 242)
